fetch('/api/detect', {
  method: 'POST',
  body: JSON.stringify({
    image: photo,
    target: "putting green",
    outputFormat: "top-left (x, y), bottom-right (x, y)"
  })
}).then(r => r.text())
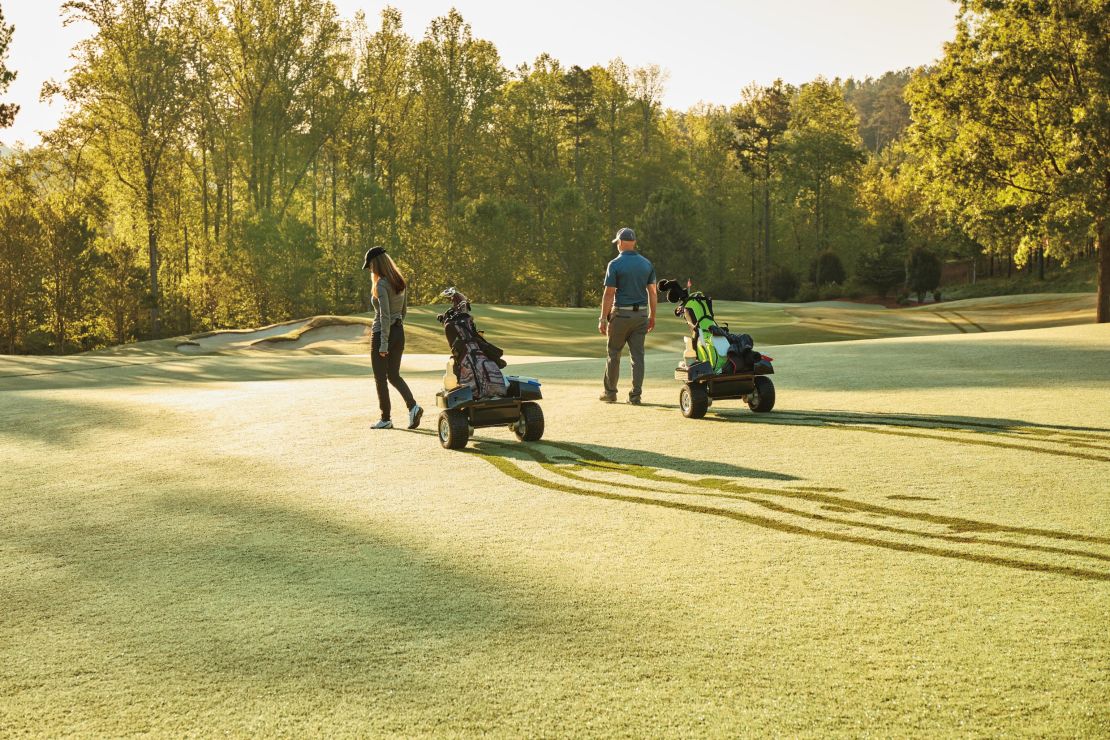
top-left (1, 296), bottom-right (1108, 735)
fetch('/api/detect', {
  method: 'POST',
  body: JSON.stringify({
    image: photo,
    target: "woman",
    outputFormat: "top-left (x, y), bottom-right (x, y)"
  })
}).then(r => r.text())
top-left (363, 246), bottom-right (422, 429)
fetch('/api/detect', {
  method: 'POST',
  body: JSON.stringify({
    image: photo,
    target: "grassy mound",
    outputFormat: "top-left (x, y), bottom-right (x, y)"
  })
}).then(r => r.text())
top-left (127, 292), bottom-right (1101, 361)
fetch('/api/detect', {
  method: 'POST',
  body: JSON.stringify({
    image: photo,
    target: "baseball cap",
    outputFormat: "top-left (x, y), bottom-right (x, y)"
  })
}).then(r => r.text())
top-left (612, 227), bottom-right (636, 243)
top-left (362, 246), bottom-right (386, 269)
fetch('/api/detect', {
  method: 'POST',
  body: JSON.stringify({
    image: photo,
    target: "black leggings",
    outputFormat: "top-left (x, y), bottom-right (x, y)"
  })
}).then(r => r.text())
top-left (371, 323), bottom-right (416, 421)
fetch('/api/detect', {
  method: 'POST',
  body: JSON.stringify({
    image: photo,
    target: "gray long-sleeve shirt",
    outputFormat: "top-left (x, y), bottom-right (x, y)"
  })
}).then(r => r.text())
top-left (372, 278), bottom-right (407, 345)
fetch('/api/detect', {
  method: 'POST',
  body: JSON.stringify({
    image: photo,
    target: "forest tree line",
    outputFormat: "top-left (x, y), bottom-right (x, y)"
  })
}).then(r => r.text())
top-left (0, 0), bottom-right (1106, 354)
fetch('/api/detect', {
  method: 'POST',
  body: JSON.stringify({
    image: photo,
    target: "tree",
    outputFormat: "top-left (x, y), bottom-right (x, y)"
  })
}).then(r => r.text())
top-left (414, 10), bottom-right (503, 222)
top-left (906, 247), bottom-right (942, 303)
top-left (95, 241), bottom-right (146, 345)
top-left (856, 245), bottom-right (904, 298)
top-left (768, 265), bottom-right (800, 301)
top-left (0, 4), bottom-right (18, 128)
top-left (549, 186), bottom-right (602, 307)
top-left (639, 186), bottom-right (703, 282)
top-left (62, 0), bottom-right (193, 337)
top-left (0, 161), bottom-right (43, 352)
top-left (907, 0), bottom-right (1110, 322)
top-left (810, 250), bottom-right (846, 286)
top-left (785, 78), bottom-right (866, 259)
top-left (41, 199), bottom-right (98, 352)
top-left (589, 60), bottom-right (632, 235)
top-left (732, 81), bottom-right (791, 299)
top-left (558, 65), bottom-right (596, 188)
top-left (843, 69), bottom-right (914, 153)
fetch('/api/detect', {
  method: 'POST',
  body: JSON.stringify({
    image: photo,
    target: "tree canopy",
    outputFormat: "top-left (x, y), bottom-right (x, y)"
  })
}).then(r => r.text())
top-left (1, 0), bottom-right (1106, 355)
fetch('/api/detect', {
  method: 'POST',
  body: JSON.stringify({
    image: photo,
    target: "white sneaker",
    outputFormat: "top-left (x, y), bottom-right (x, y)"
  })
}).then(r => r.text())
top-left (408, 404), bottom-right (424, 429)
top-left (371, 419), bottom-right (393, 429)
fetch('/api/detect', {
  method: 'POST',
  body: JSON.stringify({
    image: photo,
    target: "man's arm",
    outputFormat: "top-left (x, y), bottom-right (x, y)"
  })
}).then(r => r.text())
top-left (647, 283), bottom-right (658, 333)
top-left (599, 287), bottom-right (616, 335)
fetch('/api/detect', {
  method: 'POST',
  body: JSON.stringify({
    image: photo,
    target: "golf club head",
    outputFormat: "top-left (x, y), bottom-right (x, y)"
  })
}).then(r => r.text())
top-left (658, 279), bottom-right (688, 304)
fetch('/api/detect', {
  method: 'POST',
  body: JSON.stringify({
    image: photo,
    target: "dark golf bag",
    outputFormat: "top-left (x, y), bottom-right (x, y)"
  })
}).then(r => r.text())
top-left (438, 290), bottom-right (509, 399)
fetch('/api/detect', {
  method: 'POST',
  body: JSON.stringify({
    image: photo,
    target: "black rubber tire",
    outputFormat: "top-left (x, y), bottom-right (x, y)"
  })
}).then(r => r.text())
top-left (438, 409), bottom-right (470, 449)
top-left (747, 376), bottom-right (776, 413)
top-left (679, 383), bottom-right (709, 419)
top-left (514, 402), bottom-right (545, 442)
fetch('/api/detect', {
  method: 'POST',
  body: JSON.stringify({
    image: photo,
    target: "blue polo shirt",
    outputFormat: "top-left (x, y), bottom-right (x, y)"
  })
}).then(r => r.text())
top-left (604, 250), bottom-right (657, 306)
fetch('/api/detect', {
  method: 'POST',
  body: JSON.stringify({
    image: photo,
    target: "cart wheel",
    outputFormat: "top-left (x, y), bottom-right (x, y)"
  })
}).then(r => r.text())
top-left (679, 383), bottom-right (709, 419)
top-left (747, 376), bottom-right (776, 413)
top-left (438, 409), bottom-right (470, 449)
top-left (514, 402), bottom-right (545, 442)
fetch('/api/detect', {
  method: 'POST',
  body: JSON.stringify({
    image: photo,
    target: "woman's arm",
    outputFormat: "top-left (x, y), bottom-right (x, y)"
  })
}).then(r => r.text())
top-left (377, 279), bottom-right (392, 352)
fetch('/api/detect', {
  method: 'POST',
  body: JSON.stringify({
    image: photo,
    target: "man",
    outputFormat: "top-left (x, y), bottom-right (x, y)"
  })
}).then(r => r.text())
top-left (598, 227), bottom-right (657, 404)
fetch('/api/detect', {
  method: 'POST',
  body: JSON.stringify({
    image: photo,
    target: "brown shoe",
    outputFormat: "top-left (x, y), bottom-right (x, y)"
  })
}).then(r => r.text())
top-left (599, 393), bottom-right (616, 403)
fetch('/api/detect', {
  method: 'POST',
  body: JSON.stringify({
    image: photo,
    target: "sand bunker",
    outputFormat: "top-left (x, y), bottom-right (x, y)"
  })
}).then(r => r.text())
top-left (176, 316), bottom-right (376, 355)
top-left (177, 319), bottom-right (309, 353)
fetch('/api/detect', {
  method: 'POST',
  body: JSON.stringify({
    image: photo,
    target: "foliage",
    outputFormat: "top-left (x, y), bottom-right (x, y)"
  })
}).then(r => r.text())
top-left (768, 265), bottom-right (800, 301)
top-left (906, 247), bottom-right (942, 303)
top-left (810, 251), bottom-right (846, 286)
top-left (639, 186), bottom-right (703, 282)
top-left (784, 78), bottom-right (866, 257)
top-left (843, 69), bottom-right (913, 153)
top-left (905, 0), bottom-right (1110, 321)
top-left (0, 4), bottom-right (17, 128)
top-left (3, 1), bottom-right (1107, 354)
top-left (856, 245), bottom-right (905, 298)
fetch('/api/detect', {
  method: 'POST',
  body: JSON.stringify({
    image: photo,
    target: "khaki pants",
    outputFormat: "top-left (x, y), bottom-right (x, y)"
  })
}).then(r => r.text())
top-left (603, 310), bottom-right (648, 400)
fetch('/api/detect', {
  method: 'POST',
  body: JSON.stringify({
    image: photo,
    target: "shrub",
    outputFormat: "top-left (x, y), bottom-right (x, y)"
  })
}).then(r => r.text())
top-left (768, 265), bottom-right (800, 301)
top-left (818, 283), bottom-right (844, 300)
top-left (840, 277), bottom-right (865, 300)
top-left (907, 247), bottom-right (943, 302)
top-left (810, 250), bottom-right (846, 286)
top-left (856, 245), bottom-right (904, 297)
top-left (794, 282), bottom-right (820, 302)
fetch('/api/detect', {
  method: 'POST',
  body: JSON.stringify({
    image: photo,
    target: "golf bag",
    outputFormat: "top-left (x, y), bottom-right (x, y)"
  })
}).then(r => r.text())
top-left (659, 279), bottom-right (763, 374)
top-left (437, 288), bottom-right (509, 399)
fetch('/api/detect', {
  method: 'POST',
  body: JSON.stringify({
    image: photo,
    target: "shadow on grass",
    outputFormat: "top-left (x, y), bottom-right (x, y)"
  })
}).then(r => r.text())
top-left (458, 436), bottom-right (1110, 582)
top-left (1, 461), bottom-right (566, 694)
top-left (0, 355), bottom-right (443, 392)
top-left (0, 393), bottom-right (177, 446)
top-left (691, 408), bottom-right (1110, 463)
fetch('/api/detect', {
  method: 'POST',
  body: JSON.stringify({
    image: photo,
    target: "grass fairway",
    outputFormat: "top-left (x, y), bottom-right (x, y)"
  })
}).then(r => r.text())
top-left (2, 295), bottom-right (1108, 736)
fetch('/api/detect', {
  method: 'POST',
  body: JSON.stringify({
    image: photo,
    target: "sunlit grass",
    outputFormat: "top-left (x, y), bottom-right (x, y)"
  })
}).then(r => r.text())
top-left (1, 300), bottom-right (1107, 735)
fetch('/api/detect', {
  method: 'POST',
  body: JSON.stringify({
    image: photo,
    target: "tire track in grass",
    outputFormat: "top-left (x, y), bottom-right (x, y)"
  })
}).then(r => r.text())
top-left (936, 313), bottom-right (968, 333)
top-left (464, 440), bottom-right (1110, 582)
top-left (531, 448), bottom-right (1110, 565)
top-left (949, 310), bottom-right (987, 332)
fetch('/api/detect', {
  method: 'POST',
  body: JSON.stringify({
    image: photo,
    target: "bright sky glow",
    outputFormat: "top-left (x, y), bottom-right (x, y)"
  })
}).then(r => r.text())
top-left (1, 0), bottom-right (958, 148)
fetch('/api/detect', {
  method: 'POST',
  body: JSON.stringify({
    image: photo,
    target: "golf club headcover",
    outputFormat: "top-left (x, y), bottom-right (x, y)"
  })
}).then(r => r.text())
top-left (658, 279), bottom-right (689, 304)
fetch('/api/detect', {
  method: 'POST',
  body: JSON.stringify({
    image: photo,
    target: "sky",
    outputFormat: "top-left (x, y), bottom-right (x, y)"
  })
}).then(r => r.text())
top-left (1, 0), bottom-right (959, 149)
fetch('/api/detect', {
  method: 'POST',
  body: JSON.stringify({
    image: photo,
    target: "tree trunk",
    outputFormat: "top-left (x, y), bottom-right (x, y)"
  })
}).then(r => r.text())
top-left (749, 180), bottom-right (757, 300)
top-left (201, 145), bottom-right (210, 242)
top-left (145, 173), bottom-right (161, 337)
top-left (184, 224), bottom-right (191, 333)
top-left (1097, 218), bottom-right (1109, 323)
top-left (763, 154), bottom-right (771, 301)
